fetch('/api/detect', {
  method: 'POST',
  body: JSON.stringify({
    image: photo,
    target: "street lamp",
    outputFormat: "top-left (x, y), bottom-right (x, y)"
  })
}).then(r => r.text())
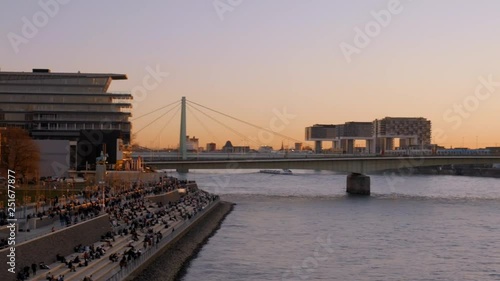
top-left (99, 181), bottom-right (105, 209)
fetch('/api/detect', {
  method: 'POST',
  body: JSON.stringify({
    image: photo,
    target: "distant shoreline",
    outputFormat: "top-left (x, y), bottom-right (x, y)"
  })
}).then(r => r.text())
top-left (378, 167), bottom-right (500, 178)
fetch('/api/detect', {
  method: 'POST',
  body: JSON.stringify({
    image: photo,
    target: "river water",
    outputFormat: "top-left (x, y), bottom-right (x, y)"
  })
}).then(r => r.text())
top-left (160, 170), bottom-right (500, 281)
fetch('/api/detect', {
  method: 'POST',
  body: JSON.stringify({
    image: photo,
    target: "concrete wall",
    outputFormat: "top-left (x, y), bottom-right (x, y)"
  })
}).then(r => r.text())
top-left (185, 182), bottom-right (198, 190)
top-left (146, 190), bottom-right (181, 205)
top-left (31, 216), bottom-right (59, 229)
top-left (16, 216), bottom-right (59, 232)
top-left (35, 139), bottom-right (71, 177)
top-left (0, 216), bottom-right (60, 238)
top-left (0, 214), bottom-right (111, 281)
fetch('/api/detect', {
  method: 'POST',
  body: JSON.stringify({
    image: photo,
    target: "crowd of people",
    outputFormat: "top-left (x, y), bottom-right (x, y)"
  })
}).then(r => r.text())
top-left (14, 176), bottom-right (219, 281)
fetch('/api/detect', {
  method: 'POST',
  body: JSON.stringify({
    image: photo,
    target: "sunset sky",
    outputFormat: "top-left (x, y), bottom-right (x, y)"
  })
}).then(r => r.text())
top-left (2, 0), bottom-right (500, 149)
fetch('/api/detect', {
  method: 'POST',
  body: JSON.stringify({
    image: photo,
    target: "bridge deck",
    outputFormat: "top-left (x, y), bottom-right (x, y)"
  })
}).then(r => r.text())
top-left (146, 156), bottom-right (500, 174)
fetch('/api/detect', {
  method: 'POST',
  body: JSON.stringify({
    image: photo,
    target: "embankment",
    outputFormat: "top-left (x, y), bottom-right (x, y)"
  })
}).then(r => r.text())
top-left (0, 214), bottom-right (111, 281)
top-left (129, 201), bottom-right (235, 281)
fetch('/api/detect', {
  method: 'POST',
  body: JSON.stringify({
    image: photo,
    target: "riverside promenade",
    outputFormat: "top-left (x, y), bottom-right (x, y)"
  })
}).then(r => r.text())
top-left (1, 177), bottom-right (232, 281)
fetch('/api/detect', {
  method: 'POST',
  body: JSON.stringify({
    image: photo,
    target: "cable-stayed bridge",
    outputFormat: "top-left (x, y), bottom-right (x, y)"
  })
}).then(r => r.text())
top-left (134, 97), bottom-right (500, 195)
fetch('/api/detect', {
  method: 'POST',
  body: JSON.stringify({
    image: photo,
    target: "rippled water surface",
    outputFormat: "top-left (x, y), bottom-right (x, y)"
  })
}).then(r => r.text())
top-left (159, 170), bottom-right (500, 281)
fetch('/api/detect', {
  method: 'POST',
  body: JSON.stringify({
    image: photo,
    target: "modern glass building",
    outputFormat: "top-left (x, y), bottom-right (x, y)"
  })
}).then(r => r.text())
top-left (0, 68), bottom-right (131, 142)
top-left (0, 68), bottom-right (132, 171)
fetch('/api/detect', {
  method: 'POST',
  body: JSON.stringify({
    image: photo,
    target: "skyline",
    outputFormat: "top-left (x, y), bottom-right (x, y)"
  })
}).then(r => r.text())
top-left (2, 0), bottom-right (500, 149)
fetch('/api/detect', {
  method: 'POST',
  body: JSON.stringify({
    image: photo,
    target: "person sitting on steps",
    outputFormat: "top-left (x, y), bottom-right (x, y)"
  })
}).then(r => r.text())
top-left (39, 262), bottom-right (50, 269)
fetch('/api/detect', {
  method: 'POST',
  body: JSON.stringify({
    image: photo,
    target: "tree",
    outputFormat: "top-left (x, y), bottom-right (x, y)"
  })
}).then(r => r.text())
top-left (0, 128), bottom-right (40, 181)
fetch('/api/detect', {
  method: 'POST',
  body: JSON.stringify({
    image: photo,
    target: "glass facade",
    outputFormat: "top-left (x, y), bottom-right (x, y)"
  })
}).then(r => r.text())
top-left (0, 69), bottom-right (132, 144)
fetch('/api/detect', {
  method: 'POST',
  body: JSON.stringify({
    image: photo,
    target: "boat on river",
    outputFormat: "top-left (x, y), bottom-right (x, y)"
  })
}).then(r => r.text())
top-left (259, 169), bottom-right (293, 175)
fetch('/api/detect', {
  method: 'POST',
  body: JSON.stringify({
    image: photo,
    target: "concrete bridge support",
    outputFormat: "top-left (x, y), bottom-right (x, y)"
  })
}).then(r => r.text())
top-left (314, 141), bottom-right (322, 153)
top-left (346, 173), bottom-right (370, 195)
top-left (347, 139), bottom-right (354, 154)
top-left (367, 139), bottom-right (373, 153)
top-left (333, 140), bottom-right (341, 150)
top-left (384, 138), bottom-right (394, 151)
top-left (177, 167), bottom-right (189, 173)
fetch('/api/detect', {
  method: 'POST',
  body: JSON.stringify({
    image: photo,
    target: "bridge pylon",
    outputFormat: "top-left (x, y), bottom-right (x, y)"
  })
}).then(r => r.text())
top-left (178, 96), bottom-right (189, 173)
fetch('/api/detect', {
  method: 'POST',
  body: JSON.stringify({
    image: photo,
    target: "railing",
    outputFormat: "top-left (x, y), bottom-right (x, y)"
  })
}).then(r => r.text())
top-left (105, 198), bottom-right (220, 281)
top-left (108, 91), bottom-right (132, 96)
top-left (137, 152), bottom-right (378, 162)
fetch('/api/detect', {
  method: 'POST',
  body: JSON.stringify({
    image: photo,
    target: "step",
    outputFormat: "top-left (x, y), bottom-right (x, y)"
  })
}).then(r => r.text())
top-left (28, 234), bottom-right (129, 281)
top-left (64, 234), bottom-right (145, 281)
top-left (83, 220), bottom-right (185, 281)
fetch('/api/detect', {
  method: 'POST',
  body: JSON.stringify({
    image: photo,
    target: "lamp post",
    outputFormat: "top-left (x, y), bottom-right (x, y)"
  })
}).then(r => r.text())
top-left (99, 181), bottom-right (105, 209)
top-left (373, 119), bottom-right (378, 154)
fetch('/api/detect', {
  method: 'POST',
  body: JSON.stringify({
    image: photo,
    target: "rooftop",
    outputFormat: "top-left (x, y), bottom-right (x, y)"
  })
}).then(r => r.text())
top-left (0, 68), bottom-right (127, 81)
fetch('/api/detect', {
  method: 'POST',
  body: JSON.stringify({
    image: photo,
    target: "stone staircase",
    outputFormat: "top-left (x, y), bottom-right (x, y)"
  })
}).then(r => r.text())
top-left (27, 199), bottom-right (199, 281)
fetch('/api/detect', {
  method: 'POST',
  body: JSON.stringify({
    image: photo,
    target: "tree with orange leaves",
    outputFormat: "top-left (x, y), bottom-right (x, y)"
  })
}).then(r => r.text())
top-left (0, 127), bottom-right (40, 182)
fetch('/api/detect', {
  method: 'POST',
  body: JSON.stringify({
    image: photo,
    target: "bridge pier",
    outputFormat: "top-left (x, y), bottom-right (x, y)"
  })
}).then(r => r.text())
top-left (346, 173), bottom-right (370, 195)
top-left (176, 168), bottom-right (189, 173)
top-left (314, 141), bottom-right (322, 153)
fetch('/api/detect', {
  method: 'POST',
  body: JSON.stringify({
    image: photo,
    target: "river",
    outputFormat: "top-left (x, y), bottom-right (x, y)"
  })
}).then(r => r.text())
top-left (158, 170), bottom-right (500, 281)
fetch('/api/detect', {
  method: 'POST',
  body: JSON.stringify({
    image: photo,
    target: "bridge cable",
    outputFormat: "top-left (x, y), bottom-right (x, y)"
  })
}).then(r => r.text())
top-left (135, 103), bottom-right (181, 135)
top-left (186, 99), bottom-right (302, 143)
top-left (187, 103), bottom-right (253, 145)
top-left (153, 105), bottom-right (181, 146)
top-left (131, 99), bottom-right (180, 121)
top-left (186, 104), bottom-right (221, 145)
top-left (187, 103), bottom-right (262, 147)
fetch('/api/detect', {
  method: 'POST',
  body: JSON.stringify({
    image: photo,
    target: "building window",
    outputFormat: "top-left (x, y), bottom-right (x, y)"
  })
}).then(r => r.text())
top-left (40, 113), bottom-right (56, 120)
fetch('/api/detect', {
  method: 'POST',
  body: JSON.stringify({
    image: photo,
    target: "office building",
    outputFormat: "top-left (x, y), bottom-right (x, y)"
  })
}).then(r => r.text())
top-left (0, 68), bottom-right (132, 174)
top-left (305, 117), bottom-right (431, 153)
top-left (373, 117), bottom-right (431, 151)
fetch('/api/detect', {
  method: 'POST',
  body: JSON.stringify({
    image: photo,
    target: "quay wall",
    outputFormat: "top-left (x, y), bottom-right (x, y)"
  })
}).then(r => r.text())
top-left (0, 183), bottom-right (230, 281)
top-left (130, 201), bottom-right (234, 281)
top-left (103, 199), bottom-right (234, 281)
top-left (0, 214), bottom-right (111, 281)
top-left (409, 167), bottom-right (500, 178)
